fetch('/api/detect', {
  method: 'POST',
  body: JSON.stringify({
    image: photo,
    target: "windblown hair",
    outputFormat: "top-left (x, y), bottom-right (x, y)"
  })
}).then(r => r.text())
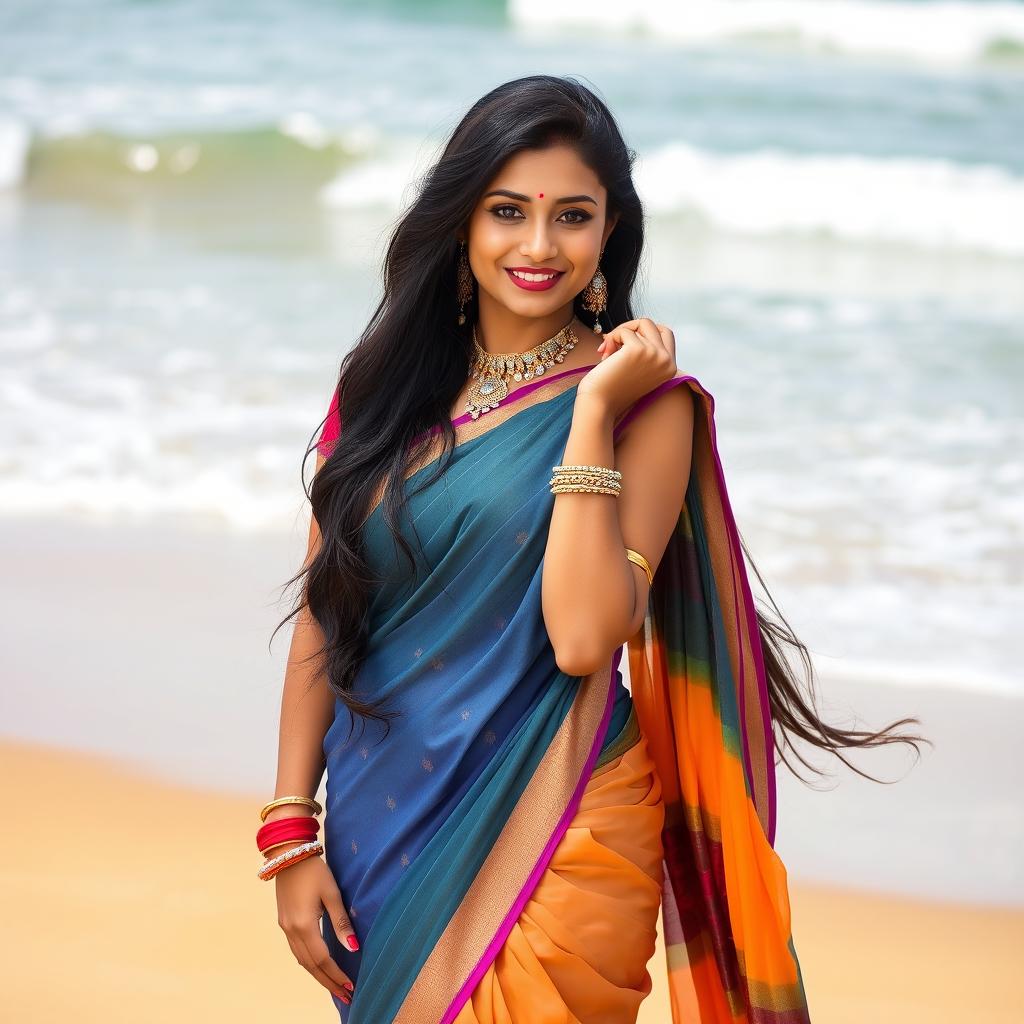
top-left (271, 74), bottom-right (929, 784)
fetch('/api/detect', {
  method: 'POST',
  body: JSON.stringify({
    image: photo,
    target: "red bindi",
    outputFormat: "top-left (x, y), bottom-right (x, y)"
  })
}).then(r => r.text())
top-left (538, 192), bottom-right (543, 198)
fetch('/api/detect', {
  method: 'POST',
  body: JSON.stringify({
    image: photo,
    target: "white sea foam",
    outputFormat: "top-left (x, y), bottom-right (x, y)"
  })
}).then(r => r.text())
top-left (635, 142), bottom-right (1024, 256)
top-left (509, 0), bottom-right (1024, 65)
top-left (0, 118), bottom-right (31, 190)
top-left (813, 653), bottom-right (1023, 699)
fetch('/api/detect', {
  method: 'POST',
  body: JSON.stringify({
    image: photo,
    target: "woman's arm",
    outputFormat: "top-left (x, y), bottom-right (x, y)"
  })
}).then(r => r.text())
top-left (266, 448), bottom-right (358, 1005)
top-left (542, 375), bottom-right (694, 676)
top-left (265, 450), bottom-right (336, 825)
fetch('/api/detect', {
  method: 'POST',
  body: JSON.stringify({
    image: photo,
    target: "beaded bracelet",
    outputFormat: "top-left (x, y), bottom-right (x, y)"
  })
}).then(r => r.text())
top-left (550, 463), bottom-right (622, 496)
top-left (549, 464), bottom-right (653, 586)
top-left (257, 839), bottom-right (325, 881)
top-left (553, 463), bottom-right (622, 480)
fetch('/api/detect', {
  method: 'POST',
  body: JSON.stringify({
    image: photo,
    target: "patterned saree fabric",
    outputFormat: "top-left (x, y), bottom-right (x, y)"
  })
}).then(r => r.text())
top-left (313, 364), bottom-right (810, 1023)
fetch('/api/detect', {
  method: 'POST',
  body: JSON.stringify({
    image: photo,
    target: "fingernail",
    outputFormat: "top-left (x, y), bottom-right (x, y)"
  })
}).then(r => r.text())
top-left (344, 981), bottom-right (354, 992)
top-left (346, 934), bottom-right (360, 951)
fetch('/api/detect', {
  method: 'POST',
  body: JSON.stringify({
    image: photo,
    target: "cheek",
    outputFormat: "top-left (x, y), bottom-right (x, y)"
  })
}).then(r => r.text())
top-left (467, 221), bottom-right (506, 267)
top-left (565, 240), bottom-right (599, 286)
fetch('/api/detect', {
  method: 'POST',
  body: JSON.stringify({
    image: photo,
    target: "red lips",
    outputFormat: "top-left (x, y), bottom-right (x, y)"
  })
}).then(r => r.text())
top-left (505, 267), bottom-right (564, 292)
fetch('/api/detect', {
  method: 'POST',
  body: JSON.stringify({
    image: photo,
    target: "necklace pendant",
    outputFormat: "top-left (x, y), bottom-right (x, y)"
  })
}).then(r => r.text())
top-left (466, 318), bottom-right (579, 420)
top-left (466, 373), bottom-right (509, 419)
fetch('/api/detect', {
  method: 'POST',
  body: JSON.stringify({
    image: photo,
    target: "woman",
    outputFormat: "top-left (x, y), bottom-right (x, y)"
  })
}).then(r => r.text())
top-left (261, 76), bottom-right (926, 1023)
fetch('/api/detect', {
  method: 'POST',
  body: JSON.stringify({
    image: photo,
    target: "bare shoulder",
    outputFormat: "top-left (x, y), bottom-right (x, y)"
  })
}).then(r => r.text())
top-left (613, 374), bottom-right (695, 457)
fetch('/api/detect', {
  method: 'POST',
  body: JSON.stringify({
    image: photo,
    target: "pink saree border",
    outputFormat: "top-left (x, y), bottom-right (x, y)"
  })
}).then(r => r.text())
top-left (613, 374), bottom-right (777, 845)
top-left (439, 642), bottom-right (624, 1024)
top-left (321, 362), bottom-right (598, 457)
top-left (411, 362), bottom-right (599, 447)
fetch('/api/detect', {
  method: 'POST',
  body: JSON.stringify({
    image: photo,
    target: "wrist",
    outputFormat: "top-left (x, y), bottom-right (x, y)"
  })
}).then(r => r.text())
top-left (572, 388), bottom-right (616, 427)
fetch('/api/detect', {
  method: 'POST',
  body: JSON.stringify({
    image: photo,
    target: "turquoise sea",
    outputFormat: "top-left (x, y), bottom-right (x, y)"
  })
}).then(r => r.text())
top-left (2, 0), bottom-right (1022, 706)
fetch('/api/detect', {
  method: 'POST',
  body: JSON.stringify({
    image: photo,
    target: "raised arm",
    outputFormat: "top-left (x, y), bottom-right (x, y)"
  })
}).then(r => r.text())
top-left (542, 319), bottom-right (693, 676)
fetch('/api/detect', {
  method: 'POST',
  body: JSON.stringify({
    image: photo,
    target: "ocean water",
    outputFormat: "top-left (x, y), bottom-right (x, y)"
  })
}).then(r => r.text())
top-left (1, 0), bottom-right (1022, 703)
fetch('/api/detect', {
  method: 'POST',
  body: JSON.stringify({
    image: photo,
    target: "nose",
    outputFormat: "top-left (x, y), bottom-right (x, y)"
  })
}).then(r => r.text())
top-left (520, 220), bottom-right (557, 262)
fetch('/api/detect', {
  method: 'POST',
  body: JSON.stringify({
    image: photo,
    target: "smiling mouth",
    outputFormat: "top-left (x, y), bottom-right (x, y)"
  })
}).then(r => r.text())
top-left (507, 268), bottom-right (561, 281)
top-left (505, 267), bottom-right (564, 290)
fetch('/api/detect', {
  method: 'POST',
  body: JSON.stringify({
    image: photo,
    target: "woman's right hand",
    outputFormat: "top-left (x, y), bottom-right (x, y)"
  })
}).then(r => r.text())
top-left (274, 850), bottom-right (358, 1005)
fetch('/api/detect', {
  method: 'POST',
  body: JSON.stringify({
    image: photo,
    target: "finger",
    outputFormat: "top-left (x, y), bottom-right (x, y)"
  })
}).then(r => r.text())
top-left (286, 925), bottom-right (354, 1003)
top-left (616, 318), bottom-right (670, 356)
top-left (596, 331), bottom-right (620, 361)
top-left (322, 886), bottom-right (359, 953)
top-left (633, 318), bottom-right (663, 346)
top-left (615, 326), bottom-right (643, 353)
top-left (285, 932), bottom-right (350, 1003)
top-left (625, 317), bottom-right (675, 369)
top-left (650, 328), bottom-right (678, 377)
top-left (302, 925), bottom-right (355, 995)
top-left (654, 323), bottom-right (677, 362)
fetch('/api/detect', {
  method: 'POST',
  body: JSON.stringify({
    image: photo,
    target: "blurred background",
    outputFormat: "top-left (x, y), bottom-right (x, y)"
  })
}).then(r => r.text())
top-left (2, 1), bottom-right (1022, 1021)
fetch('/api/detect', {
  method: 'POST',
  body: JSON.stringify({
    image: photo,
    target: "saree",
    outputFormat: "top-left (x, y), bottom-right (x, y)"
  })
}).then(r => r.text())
top-left (313, 362), bottom-right (811, 1023)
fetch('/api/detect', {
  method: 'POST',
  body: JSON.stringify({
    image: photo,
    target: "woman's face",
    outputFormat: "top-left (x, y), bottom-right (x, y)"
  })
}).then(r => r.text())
top-left (463, 143), bottom-right (618, 323)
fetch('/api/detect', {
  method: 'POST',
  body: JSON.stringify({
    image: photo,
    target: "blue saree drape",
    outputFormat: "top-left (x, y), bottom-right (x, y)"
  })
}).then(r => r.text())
top-left (313, 361), bottom-right (810, 1023)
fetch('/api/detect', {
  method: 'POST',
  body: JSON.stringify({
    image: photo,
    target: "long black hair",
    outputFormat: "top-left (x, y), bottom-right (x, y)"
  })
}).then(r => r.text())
top-left (271, 74), bottom-right (929, 784)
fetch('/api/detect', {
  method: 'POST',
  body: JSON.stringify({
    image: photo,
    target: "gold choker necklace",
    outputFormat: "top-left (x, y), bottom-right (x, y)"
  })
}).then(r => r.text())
top-left (467, 317), bottom-right (579, 419)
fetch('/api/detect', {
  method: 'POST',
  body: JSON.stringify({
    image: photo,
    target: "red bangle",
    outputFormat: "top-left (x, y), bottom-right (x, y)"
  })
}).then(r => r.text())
top-left (257, 817), bottom-right (320, 841)
top-left (256, 815), bottom-right (320, 853)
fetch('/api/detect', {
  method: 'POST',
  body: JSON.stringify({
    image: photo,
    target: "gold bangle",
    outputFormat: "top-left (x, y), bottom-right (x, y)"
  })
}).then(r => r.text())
top-left (551, 484), bottom-right (621, 495)
top-left (549, 472), bottom-right (621, 486)
top-left (551, 463), bottom-right (621, 480)
top-left (259, 795), bottom-right (323, 823)
top-left (625, 547), bottom-right (654, 587)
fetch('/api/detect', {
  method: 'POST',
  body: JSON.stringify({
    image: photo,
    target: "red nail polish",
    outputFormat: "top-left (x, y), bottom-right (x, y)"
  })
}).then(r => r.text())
top-left (346, 934), bottom-right (360, 950)
top-left (344, 981), bottom-right (354, 991)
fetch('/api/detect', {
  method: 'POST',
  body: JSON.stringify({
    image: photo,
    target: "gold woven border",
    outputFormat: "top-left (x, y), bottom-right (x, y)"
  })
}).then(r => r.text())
top-left (590, 701), bottom-right (641, 777)
top-left (393, 660), bottom-right (613, 1023)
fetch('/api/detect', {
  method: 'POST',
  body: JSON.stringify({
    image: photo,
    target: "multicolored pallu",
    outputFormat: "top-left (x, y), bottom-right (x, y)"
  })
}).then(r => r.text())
top-left (313, 363), bottom-right (810, 1023)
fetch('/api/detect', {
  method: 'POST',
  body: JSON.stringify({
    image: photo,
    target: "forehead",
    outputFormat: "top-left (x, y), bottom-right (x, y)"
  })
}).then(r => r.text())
top-left (483, 144), bottom-right (603, 195)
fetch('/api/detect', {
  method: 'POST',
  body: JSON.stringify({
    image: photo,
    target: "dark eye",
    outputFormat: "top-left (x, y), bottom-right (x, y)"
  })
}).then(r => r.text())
top-left (489, 205), bottom-right (592, 225)
top-left (559, 208), bottom-right (591, 225)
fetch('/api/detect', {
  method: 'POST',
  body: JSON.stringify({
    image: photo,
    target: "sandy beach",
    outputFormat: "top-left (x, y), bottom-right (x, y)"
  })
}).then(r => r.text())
top-left (1, 734), bottom-right (1021, 1023)
top-left (1, 516), bottom-right (1022, 1021)
top-left (0, 519), bottom-right (1021, 1022)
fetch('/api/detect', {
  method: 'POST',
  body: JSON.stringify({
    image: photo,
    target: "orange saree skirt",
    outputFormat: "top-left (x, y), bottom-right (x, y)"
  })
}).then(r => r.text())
top-left (454, 727), bottom-right (666, 1024)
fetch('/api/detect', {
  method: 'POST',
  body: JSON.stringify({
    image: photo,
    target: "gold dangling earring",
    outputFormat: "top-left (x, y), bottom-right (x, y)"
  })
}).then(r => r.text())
top-left (456, 239), bottom-right (474, 325)
top-left (581, 248), bottom-right (608, 334)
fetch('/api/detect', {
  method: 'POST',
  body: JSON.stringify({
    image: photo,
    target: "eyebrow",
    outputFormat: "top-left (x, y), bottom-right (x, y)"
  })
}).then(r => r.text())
top-left (482, 189), bottom-right (597, 205)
